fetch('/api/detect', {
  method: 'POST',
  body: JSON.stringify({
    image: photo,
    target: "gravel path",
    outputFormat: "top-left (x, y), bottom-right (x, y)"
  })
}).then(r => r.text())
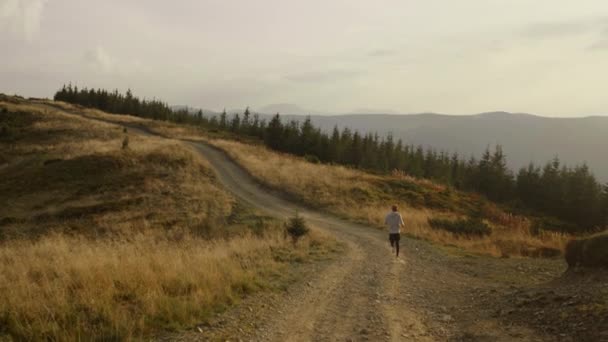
top-left (41, 102), bottom-right (568, 341)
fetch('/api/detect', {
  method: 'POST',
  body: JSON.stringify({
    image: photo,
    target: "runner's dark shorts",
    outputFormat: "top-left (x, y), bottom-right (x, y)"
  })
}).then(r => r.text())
top-left (389, 233), bottom-right (400, 243)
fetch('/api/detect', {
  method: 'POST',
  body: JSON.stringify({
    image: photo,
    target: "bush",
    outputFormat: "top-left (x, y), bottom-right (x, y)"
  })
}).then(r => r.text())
top-left (304, 154), bottom-right (320, 164)
top-left (285, 213), bottom-right (309, 244)
top-left (428, 217), bottom-right (491, 237)
top-left (565, 232), bottom-right (608, 268)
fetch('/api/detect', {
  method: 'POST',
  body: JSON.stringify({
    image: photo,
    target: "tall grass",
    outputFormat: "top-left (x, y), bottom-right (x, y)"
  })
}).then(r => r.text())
top-left (0, 231), bottom-right (328, 340)
top-left (0, 98), bottom-right (341, 340)
top-left (31, 99), bottom-right (572, 257)
top-left (207, 139), bottom-right (571, 257)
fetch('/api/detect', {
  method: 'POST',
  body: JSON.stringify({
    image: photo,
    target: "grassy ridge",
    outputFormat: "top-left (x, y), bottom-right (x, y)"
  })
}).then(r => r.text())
top-left (206, 138), bottom-right (569, 257)
top-left (37, 99), bottom-right (573, 257)
top-left (0, 98), bottom-right (340, 340)
top-left (63, 105), bottom-right (570, 258)
top-left (0, 101), bottom-right (233, 239)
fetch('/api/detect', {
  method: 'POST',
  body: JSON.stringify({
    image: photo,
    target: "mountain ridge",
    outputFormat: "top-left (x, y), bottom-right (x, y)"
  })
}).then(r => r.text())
top-left (169, 104), bottom-right (608, 181)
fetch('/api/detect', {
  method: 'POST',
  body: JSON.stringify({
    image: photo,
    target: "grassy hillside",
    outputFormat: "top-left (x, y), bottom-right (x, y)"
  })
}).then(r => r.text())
top-left (47, 99), bottom-right (572, 258)
top-left (0, 97), bottom-right (340, 340)
top-left (204, 139), bottom-right (570, 257)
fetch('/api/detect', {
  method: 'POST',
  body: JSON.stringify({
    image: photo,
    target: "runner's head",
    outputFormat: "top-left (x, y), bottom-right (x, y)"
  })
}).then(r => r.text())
top-left (392, 205), bottom-right (398, 212)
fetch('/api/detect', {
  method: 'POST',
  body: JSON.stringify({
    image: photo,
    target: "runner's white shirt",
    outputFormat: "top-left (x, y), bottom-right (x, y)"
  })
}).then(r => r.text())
top-left (385, 212), bottom-right (404, 234)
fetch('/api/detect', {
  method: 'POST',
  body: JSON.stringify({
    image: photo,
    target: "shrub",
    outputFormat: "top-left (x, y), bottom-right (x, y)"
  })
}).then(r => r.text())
top-left (304, 154), bottom-right (320, 164)
top-left (428, 217), bottom-right (491, 237)
top-left (565, 232), bottom-right (608, 268)
top-left (285, 213), bottom-right (309, 244)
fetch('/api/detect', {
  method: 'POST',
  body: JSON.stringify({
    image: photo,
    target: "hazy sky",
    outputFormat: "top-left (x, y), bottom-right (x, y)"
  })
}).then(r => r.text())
top-left (1, 0), bottom-right (608, 116)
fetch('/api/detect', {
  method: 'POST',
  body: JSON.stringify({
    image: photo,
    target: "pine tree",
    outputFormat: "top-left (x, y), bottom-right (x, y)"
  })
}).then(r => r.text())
top-left (242, 107), bottom-right (251, 132)
top-left (230, 113), bottom-right (241, 132)
top-left (219, 109), bottom-right (228, 129)
top-left (328, 125), bottom-right (341, 163)
top-left (265, 114), bottom-right (283, 150)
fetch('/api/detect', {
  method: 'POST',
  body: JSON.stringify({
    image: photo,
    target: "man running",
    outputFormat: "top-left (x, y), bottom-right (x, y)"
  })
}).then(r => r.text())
top-left (385, 205), bottom-right (404, 257)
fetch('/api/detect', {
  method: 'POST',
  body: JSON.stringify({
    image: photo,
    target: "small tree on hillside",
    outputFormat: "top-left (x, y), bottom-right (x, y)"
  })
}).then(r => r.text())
top-left (285, 213), bottom-right (309, 244)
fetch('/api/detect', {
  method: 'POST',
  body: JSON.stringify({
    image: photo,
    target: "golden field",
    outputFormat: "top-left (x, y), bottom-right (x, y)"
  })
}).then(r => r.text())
top-left (29, 99), bottom-right (571, 257)
top-left (0, 98), bottom-right (339, 340)
top-left (207, 138), bottom-right (570, 258)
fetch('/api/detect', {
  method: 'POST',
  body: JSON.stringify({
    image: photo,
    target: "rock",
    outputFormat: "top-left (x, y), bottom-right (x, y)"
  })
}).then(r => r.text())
top-left (565, 233), bottom-right (608, 268)
top-left (440, 314), bottom-right (453, 322)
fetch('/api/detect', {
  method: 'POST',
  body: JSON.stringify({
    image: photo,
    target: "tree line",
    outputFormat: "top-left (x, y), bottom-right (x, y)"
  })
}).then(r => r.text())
top-left (54, 85), bottom-right (608, 232)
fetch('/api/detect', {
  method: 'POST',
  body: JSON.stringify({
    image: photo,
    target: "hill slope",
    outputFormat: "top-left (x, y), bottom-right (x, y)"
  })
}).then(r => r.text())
top-left (48, 99), bottom-right (608, 341)
top-left (0, 97), bottom-right (338, 340)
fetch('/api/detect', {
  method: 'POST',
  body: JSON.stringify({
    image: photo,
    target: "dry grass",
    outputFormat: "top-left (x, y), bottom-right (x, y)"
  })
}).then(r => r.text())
top-left (0, 98), bottom-right (341, 340)
top-left (207, 139), bottom-right (570, 258)
top-left (28, 99), bottom-right (571, 256)
top-left (0, 100), bottom-right (234, 238)
top-left (0, 230), bottom-right (334, 340)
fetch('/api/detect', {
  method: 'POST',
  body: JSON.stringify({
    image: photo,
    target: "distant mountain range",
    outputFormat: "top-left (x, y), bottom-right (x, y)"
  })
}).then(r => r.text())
top-left (171, 104), bottom-right (608, 182)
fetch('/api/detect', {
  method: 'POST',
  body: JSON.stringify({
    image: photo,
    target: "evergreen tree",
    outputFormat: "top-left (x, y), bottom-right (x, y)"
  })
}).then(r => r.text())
top-left (242, 107), bottom-right (251, 132)
top-left (328, 126), bottom-right (341, 163)
top-left (230, 113), bottom-right (241, 132)
top-left (219, 109), bottom-right (228, 129)
top-left (265, 114), bottom-right (283, 150)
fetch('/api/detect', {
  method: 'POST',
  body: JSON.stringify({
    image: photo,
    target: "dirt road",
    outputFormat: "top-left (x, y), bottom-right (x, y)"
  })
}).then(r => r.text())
top-left (182, 141), bottom-right (552, 342)
top-left (188, 141), bottom-right (438, 341)
top-left (40, 103), bottom-right (564, 341)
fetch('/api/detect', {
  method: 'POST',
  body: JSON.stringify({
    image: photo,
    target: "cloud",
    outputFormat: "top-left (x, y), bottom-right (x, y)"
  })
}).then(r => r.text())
top-left (368, 49), bottom-right (397, 57)
top-left (83, 46), bottom-right (115, 72)
top-left (0, 0), bottom-right (48, 40)
top-left (588, 25), bottom-right (608, 51)
top-left (588, 39), bottom-right (608, 51)
top-left (522, 20), bottom-right (590, 39)
top-left (284, 70), bottom-right (360, 83)
top-left (521, 17), bottom-right (608, 40)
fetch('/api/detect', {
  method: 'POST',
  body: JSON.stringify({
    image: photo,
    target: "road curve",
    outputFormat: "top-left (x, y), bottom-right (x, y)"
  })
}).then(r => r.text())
top-left (60, 106), bottom-right (434, 340)
top-left (41, 102), bottom-right (549, 341)
top-left (188, 139), bottom-right (437, 341)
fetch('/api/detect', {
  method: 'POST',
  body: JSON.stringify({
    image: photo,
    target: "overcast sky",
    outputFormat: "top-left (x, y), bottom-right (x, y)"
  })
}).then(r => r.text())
top-left (1, 0), bottom-right (608, 116)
